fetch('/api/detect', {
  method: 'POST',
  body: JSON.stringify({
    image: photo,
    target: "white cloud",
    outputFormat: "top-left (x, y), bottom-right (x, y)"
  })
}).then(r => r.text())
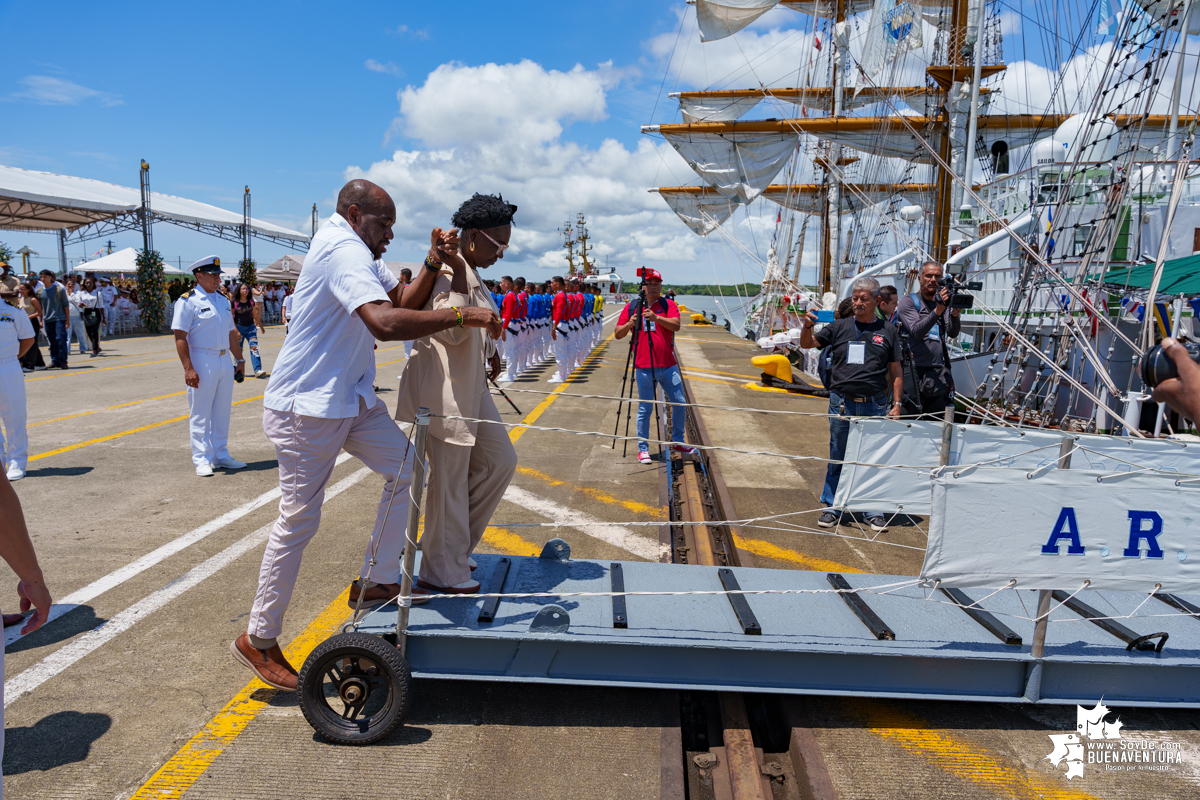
top-left (388, 24), bottom-right (430, 40)
top-left (365, 59), bottom-right (403, 77)
top-left (10, 75), bottom-right (122, 106)
top-left (348, 60), bottom-right (706, 276)
top-left (393, 59), bottom-right (615, 146)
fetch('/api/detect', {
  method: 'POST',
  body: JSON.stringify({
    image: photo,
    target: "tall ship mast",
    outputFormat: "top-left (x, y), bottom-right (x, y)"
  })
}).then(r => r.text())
top-left (643, 0), bottom-right (1200, 435)
top-left (576, 213), bottom-right (594, 276)
top-left (563, 218), bottom-right (578, 277)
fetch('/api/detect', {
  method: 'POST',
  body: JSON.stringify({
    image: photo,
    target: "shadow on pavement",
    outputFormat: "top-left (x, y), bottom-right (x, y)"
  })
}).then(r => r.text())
top-left (6, 606), bottom-right (107, 654)
top-left (2, 711), bottom-right (112, 774)
top-left (21, 466), bottom-right (94, 479)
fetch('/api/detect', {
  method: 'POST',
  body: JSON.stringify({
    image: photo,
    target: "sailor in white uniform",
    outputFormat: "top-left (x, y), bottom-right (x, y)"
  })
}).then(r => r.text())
top-left (171, 256), bottom-right (248, 477)
top-left (0, 290), bottom-right (35, 481)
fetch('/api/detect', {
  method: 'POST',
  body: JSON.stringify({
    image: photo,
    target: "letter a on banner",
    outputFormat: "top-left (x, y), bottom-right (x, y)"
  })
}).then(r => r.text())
top-left (1123, 510), bottom-right (1165, 559)
top-left (1041, 507), bottom-right (1085, 555)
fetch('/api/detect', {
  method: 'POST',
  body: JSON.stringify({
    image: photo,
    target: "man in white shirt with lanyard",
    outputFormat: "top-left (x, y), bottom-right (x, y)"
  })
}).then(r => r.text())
top-left (0, 290), bottom-right (35, 481)
top-left (231, 179), bottom-right (501, 691)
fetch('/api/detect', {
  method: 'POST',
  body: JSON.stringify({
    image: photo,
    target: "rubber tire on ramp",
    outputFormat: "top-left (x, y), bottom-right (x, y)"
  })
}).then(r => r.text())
top-left (298, 632), bottom-right (412, 745)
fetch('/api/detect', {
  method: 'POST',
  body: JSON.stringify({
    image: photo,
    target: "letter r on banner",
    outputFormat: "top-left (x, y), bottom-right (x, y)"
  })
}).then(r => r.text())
top-left (1041, 507), bottom-right (1085, 555)
top-left (1123, 510), bottom-right (1165, 559)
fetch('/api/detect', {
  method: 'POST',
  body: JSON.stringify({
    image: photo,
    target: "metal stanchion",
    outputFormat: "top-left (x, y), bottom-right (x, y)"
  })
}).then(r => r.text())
top-left (1024, 589), bottom-right (1053, 702)
top-left (396, 407), bottom-right (430, 657)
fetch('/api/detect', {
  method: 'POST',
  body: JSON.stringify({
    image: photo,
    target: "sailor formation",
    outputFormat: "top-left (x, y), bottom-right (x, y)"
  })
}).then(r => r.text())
top-left (492, 279), bottom-right (604, 384)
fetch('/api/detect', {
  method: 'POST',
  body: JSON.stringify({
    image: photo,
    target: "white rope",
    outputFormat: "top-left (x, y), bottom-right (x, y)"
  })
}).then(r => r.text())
top-left (435, 413), bottom-right (1069, 472)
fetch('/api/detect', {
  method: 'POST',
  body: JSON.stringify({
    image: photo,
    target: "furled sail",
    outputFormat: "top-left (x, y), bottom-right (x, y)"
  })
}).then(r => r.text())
top-left (675, 86), bottom-right (961, 120)
top-left (655, 188), bottom-right (744, 235)
top-left (679, 94), bottom-right (766, 123)
top-left (695, 0), bottom-right (781, 42)
top-left (661, 131), bottom-right (799, 202)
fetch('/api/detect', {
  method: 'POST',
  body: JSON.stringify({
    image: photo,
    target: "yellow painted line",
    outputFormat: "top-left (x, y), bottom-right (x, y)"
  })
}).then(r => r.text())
top-left (27, 409), bottom-right (99, 427)
top-left (29, 394), bottom-right (264, 462)
top-left (516, 465), bottom-right (665, 518)
top-left (110, 390), bottom-right (188, 409)
top-left (733, 534), bottom-right (863, 574)
top-left (684, 374), bottom-right (748, 388)
top-left (684, 366), bottom-right (760, 381)
top-left (29, 391), bottom-right (189, 428)
top-left (844, 699), bottom-right (1101, 800)
top-left (509, 333), bottom-right (613, 444)
top-left (481, 525), bottom-right (541, 556)
top-left (25, 358), bottom-right (177, 381)
top-left (128, 587), bottom-right (353, 800)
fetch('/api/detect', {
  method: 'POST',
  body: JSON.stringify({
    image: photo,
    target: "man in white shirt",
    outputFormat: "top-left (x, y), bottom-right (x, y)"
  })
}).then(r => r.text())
top-left (0, 293), bottom-right (36, 481)
top-left (231, 179), bottom-right (501, 691)
top-left (172, 258), bottom-right (248, 476)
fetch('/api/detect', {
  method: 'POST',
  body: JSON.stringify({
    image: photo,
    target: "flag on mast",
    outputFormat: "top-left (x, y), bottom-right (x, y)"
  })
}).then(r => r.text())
top-left (858, 0), bottom-right (923, 88)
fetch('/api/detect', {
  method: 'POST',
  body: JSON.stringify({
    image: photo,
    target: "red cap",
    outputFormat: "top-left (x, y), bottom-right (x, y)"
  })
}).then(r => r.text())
top-left (641, 268), bottom-right (663, 281)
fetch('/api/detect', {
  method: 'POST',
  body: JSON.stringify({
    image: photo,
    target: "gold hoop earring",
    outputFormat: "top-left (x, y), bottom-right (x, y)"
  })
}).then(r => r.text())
top-left (470, 242), bottom-right (475, 252)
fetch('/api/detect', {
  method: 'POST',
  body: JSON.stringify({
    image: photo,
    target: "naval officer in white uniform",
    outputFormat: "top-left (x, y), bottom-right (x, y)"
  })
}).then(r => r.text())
top-left (172, 256), bottom-right (248, 477)
top-left (0, 289), bottom-right (35, 481)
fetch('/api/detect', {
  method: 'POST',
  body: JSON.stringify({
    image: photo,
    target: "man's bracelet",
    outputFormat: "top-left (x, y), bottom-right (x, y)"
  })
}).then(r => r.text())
top-left (450, 306), bottom-right (464, 327)
top-left (424, 256), bottom-right (442, 272)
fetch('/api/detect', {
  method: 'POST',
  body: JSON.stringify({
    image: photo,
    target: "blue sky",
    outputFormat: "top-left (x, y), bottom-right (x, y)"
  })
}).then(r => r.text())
top-left (2, 1), bottom-right (1194, 286)
top-left (1, 0), bottom-right (709, 279)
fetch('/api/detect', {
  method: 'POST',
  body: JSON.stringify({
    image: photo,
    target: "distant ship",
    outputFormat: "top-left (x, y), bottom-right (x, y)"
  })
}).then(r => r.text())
top-left (563, 213), bottom-right (624, 299)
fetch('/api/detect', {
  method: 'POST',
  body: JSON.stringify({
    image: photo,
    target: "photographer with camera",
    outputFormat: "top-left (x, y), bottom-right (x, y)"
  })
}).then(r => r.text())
top-left (801, 277), bottom-right (902, 532)
top-left (896, 261), bottom-right (961, 417)
top-left (615, 268), bottom-right (696, 465)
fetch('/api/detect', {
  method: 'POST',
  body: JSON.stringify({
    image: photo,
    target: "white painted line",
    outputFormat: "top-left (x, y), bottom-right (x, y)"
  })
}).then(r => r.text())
top-left (4, 454), bottom-right (354, 648)
top-left (502, 485), bottom-right (663, 561)
top-left (4, 465), bottom-right (372, 708)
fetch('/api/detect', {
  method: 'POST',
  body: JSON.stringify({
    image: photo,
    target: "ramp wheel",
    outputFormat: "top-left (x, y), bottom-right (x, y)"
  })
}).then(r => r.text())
top-left (298, 632), bottom-right (411, 745)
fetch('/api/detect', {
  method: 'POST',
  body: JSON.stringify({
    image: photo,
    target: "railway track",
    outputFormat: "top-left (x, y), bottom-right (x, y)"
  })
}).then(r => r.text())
top-left (655, 369), bottom-right (837, 800)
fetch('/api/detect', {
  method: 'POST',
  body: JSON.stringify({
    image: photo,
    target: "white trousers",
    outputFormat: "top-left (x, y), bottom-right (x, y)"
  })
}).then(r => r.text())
top-left (68, 316), bottom-right (90, 353)
top-left (250, 397), bottom-right (414, 644)
top-left (0, 360), bottom-right (28, 473)
top-left (186, 350), bottom-right (233, 468)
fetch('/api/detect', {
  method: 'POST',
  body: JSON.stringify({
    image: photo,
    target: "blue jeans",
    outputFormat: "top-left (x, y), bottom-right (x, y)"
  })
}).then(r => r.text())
top-left (635, 364), bottom-right (687, 452)
top-left (44, 318), bottom-right (68, 367)
top-left (821, 390), bottom-right (888, 506)
top-left (237, 323), bottom-right (262, 373)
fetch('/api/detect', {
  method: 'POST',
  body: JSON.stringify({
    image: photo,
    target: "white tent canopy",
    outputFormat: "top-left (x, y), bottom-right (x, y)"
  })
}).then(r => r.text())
top-left (0, 164), bottom-right (310, 243)
top-left (71, 247), bottom-right (189, 276)
top-left (259, 254), bottom-right (305, 282)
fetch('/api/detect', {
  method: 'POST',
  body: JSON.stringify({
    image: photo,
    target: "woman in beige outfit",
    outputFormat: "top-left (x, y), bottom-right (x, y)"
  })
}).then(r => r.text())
top-left (395, 193), bottom-right (519, 593)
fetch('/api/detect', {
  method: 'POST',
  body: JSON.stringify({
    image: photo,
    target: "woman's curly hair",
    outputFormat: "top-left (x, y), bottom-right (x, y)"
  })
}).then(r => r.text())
top-left (451, 193), bottom-right (518, 230)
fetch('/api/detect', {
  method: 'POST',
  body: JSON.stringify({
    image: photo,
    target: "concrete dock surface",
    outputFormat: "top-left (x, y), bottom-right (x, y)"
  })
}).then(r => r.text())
top-left (3, 310), bottom-right (1198, 799)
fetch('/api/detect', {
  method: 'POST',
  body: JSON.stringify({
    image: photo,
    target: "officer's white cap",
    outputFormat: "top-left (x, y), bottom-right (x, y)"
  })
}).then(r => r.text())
top-left (188, 255), bottom-right (223, 274)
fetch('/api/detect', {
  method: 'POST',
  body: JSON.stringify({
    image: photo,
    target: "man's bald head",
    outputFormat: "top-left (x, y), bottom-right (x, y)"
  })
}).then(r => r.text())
top-left (337, 179), bottom-right (396, 259)
top-left (336, 179), bottom-right (393, 218)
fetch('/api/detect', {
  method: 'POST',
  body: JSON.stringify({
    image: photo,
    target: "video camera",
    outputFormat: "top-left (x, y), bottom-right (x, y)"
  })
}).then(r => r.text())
top-left (939, 262), bottom-right (983, 310)
top-left (1142, 341), bottom-right (1200, 388)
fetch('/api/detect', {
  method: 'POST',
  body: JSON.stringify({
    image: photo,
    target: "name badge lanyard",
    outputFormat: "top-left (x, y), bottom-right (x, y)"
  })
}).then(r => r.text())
top-left (847, 320), bottom-right (870, 365)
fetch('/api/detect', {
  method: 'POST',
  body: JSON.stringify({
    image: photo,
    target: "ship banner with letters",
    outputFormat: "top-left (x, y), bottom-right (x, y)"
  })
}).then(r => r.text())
top-left (922, 469), bottom-right (1200, 593)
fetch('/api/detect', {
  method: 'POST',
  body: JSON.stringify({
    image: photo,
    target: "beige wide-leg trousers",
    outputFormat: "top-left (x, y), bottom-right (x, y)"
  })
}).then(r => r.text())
top-left (418, 390), bottom-right (517, 589)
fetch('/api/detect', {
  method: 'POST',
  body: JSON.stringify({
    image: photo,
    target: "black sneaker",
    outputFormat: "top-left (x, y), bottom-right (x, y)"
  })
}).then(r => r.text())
top-left (817, 509), bottom-right (841, 528)
top-left (865, 514), bottom-right (888, 533)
